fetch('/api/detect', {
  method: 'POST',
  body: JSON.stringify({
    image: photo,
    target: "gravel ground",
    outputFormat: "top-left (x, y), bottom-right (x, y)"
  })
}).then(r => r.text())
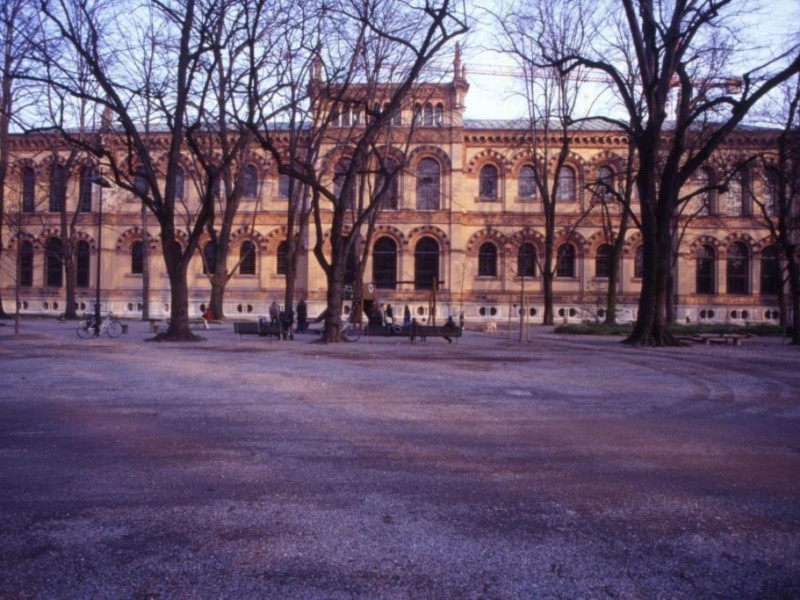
top-left (1, 318), bottom-right (799, 599)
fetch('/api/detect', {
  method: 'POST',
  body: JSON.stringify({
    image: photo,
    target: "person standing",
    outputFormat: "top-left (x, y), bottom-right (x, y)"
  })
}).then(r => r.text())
top-left (403, 305), bottom-right (411, 328)
top-left (269, 301), bottom-right (280, 323)
top-left (385, 303), bottom-right (394, 325)
top-left (296, 298), bottom-right (307, 333)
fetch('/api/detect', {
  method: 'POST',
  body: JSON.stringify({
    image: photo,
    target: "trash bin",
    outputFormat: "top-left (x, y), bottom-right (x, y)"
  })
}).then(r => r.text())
top-left (121, 324), bottom-right (129, 334)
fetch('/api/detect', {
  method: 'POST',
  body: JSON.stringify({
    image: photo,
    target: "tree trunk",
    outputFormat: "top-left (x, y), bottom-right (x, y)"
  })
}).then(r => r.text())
top-left (542, 231), bottom-right (555, 325)
top-left (158, 240), bottom-right (196, 341)
top-left (785, 248), bottom-right (800, 346)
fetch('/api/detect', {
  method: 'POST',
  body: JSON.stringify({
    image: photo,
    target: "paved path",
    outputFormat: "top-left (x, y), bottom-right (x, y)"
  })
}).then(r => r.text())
top-left (1, 319), bottom-right (799, 598)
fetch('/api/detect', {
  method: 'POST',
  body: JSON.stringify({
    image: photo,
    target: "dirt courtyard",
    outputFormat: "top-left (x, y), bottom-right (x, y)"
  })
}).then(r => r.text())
top-left (1, 318), bottom-right (799, 599)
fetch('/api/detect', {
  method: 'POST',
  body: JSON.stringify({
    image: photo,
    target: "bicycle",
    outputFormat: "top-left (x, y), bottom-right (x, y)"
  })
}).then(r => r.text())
top-left (76, 312), bottom-right (123, 339)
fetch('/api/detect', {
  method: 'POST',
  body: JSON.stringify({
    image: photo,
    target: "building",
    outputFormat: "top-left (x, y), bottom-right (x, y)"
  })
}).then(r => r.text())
top-left (0, 60), bottom-right (785, 328)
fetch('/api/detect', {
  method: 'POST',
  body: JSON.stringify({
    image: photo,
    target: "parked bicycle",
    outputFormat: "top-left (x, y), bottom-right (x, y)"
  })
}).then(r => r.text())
top-left (76, 312), bottom-right (123, 339)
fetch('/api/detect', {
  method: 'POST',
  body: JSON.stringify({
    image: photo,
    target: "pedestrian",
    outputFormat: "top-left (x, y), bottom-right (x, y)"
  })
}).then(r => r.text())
top-left (385, 303), bottom-right (394, 325)
top-left (459, 310), bottom-right (465, 329)
top-left (269, 301), bottom-right (280, 323)
top-left (202, 306), bottom-right (213, 330)
top-left (403, 305), bottom-right (411, 328)
top-left (296, 298), bottom-right (307, 333)
top-left (443, 315), bottom-right (456, 344)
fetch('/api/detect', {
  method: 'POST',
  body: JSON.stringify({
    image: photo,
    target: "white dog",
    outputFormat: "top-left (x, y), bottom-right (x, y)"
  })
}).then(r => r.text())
top-left (484, 321), bottom-right (497, 333)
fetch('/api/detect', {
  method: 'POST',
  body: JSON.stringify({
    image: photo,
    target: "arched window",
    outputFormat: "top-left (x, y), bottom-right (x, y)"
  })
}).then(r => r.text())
top-left (595, 166), bottom-right (615, 202)
top-left (45, 238), bottom-right (63, 287)
top-left (240, 241), bottom-right (256, 275)
top-left (696, 168), bottom-right (716, 216)
top-left (434, 103), bottom-right (444, 125)
top-left (333, 159), bottom-right (353, 203)
top-left (49, 164), bottom-right (67, 212)
top-left (373, 237), bottom-right (397, 289)
top-left (765, 169), bottom-right (780, 217)
top-left (416, 158), bottom-right (440, 210)
top-left (413, 103), bottom-right (422, 125)
top-left (727, 242), bottom-right (749, 294)
top-left (556, 166), bottom-right (576, 201)
top-left (414, 237), bottom-right (439, 290)
top-left (374, 159), bottom-right (399, 210)
top-left (478, 242), bottom-right (498, 277)
top-left (21, 167), bottom-right (36, 213)
top-left (131, 241), bottom-right (144, 275)
top-left (243, 164), bottom-right (259, 198)
top-left (176, 167), bottom-right (185, 201)
top-left (595, 243), bottom-right (613, 278)
top-left (76, 241), bottom-right (91, 288)
top-left (78, 167), bottom-right (93, 212)
top-left (479, 164), bottom-right (498, 200)
top-left (696, 244), bottom-right (715, 294)
top-left (634, 246), bottom-right (644, 279)
top-left (760, 245), bottom-right (781, 295)
top-left (202, 242), bottom-right (216, 275)
top-left (518, 243), bottom-right (536, 277)
top-left (518, 165), bottom-right (537, 200)
top-left (277, 240), bottom-right (289, 275)
top-left (423, 103), bottom-right (433, 126)
top-left (556, 243), bottom-right (575, 278)
top-left (278, 174), bottom-right (291, 198)
top-left (726, 169), bottom-right (750, 217)
top-left (19, 241), bottom-right (34, 287)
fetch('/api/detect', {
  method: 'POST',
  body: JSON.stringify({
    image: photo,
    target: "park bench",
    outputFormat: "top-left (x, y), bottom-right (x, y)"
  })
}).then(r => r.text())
top-left (409, 324), bottom-right (463, 342)
top-left (232, 319), bottom-right (291, 339)
top-left (679, 333), bottom-right (746, 347)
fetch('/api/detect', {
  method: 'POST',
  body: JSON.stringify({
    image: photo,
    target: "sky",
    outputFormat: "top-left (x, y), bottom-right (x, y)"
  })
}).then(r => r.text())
top-left (458, 0), bottom-right (800, 121)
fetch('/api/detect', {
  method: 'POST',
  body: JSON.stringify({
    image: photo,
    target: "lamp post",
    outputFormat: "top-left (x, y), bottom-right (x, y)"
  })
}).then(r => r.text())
top-left (89, 174), bottom-right (111, 335)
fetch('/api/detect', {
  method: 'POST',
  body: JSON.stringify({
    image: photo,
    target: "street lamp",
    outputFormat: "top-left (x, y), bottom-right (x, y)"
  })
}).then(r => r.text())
top-left (89, 174), bottom-right (111, 335)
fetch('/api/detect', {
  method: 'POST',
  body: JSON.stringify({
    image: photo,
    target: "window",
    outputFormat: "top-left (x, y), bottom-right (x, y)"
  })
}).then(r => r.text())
top-left (765, 169), bottom-right (780, 217)
top-left (243, 164), bottom-right (259, 198)
top-left (634, 246), bottom-right (644, 279)
top-left (423, 103), bottom-right (433, 126)
top-left (696, 245), bottom-right (715, 294)
top-left (131, 241), bottom-right (144, 275)
top-left (595, 243), bottom-right (613, 278)
top-left (518, 165), bottom-right (537, 200)
top-left (278, 174), bottom-right (291, 198)
top-left (434, 103), bottom-right (444, 125)
top-left (696, 168), bottom-right (715, 216)
top-left (726, 169), bottom-right (750, 217)
top-left (478, 242), bottom-right (498, 277)
top-left (416, 158), bottom-right (440, 210)
top-left (277, 240), bottom-right (289, 275)
top-left (240, 241), bottom-right (256, 275)
top-left (414, 237), bottom-right (439, 290)
top-left (19, 241), bottom-right (33, 287)
top-left (134, 168), bottom-right (148, 196)
top-left (375, 161), bottom-right (399, 210)
top-left (595, 166), bottom-right (615, 202)
top-left (760, 245), bottom-right (781, 295)
top-left (556, 166), bottom-right (576, 201)
top-left (556, 243), bottom-right (575, 278)
top-left (727, 242), bottom-right (749, 294)
top-left (49, 164), bottom-right (67, 212)
top-left (45, 238), bottom-right (63, 287)
top-left (76, 241), bottom-right (91, 288)
top-left (22, 167), bottom-right (36, 213)
top-left (373, 237), bottom-right (397, 289)
top-left (518, 243), bottom-right (536, 277)
top-left (413, 103), bottom-right (422, 125)
top-left (202, 242), bottom-right (216, 275)
top-left (333, 159), bottom-right (352, 203)
top-left (176, 167), bottom-right (185, 201)
top-left (78, 167), bottom-right (93, 212)
top-left (479, 165), bottom-right (498, 200)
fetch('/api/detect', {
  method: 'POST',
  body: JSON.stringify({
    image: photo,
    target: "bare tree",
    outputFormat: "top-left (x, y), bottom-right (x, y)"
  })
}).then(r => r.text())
top-left (547, 0), bottom-right (800, 346)
top-left (33, 0), bottom-right (252, 340)
top-left (754, 76), bottom-right (800, 344)
top-left (246, 0), bottom-right (468, 342)
top-left (491, 0), bottom-right (595, 325)
top-left (0, 0), bottom-right (39, 319)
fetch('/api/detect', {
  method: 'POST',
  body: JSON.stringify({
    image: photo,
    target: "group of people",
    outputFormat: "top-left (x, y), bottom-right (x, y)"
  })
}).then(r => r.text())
top-left (269, 298), bottom-right (309, 336)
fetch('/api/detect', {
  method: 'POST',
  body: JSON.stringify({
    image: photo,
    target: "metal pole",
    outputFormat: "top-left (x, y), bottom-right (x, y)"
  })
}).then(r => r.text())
top-left (90, 175), bottom-right (111, 335)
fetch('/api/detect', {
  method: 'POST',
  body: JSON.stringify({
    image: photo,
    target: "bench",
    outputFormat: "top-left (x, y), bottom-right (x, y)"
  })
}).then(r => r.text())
top-left (680, 334), bottom-right (745, 347)
top-left (232, 320), bottom-right (292, 339)
top-left (409, 324), bottom-right (462, 342)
